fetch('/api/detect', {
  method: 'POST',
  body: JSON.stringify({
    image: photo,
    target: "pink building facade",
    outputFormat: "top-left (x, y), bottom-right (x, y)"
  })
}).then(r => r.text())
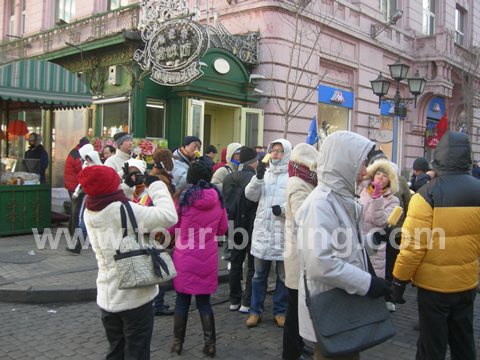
top-left (1, 0), bottom-right (479, 176)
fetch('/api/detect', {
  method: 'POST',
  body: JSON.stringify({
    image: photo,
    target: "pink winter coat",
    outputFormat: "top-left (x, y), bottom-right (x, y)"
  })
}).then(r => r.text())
top-left (168, 188), bottom-right (229, 295)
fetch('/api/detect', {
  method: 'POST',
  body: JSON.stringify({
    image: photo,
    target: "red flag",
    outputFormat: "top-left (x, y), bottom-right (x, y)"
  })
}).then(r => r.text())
top-left (426, 112), bottom-right (448, 149)
top-left (436, 112), bottom-right (448, 139)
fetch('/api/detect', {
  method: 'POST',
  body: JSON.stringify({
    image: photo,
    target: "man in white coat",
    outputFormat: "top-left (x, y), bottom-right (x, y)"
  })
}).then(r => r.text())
top-left (104, 131), bottom-right (133, 178)
top-left (245, 138), bottom-right (292, 328)
top-left (294, 131), bottom-right (392, 359)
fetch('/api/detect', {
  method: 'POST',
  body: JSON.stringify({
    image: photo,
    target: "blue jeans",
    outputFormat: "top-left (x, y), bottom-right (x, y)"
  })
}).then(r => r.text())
top-left (175, 292), bottom-right (212, 316)
top-left (250, 258), bottom-right (288, 317)
top-left (153, 287), bottom-right (167, 312)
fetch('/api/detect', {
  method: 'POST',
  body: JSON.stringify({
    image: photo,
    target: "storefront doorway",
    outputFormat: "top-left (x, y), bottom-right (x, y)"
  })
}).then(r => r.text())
top-left (188, 99), bottom-right (263, 154)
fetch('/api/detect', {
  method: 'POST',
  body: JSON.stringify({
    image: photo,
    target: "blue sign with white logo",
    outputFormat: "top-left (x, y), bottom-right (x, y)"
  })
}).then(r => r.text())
top-left (380, 101), bottom-right (406, 118)
top-left (427, 97), bottom-right (444, 119)
top-left (318, 85), bottom-right (354, 108)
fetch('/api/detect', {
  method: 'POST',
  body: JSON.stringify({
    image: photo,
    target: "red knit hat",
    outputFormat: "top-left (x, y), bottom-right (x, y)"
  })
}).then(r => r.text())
top-left (78, 165), bottom-right (120, 196)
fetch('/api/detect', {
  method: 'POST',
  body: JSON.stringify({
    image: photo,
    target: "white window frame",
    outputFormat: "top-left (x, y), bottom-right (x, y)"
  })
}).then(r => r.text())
top-left (422, 0), bottom-right (435, 35)
top-left (9, 0), bottom-right (15, 36)
top-left (379, 0), bottom-right (397, 21)
top-left (108, 0), bottom-right (129, 11)
top-left (146, 98), bottom-right (166, 139)
top-left (240, 108), bottom-right (264, 148)
top-left (55, 0), bottom-right (75, 22)
top-left (92, 96), bottom-right (130, 138)
top-left (20, 0), bottom-right (25, 36)
top-left (455, 7), bottom-right (465, 46)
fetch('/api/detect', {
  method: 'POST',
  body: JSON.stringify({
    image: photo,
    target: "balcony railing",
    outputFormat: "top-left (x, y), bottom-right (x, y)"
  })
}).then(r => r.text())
top-left (0, 5), bottom-right (140, 66)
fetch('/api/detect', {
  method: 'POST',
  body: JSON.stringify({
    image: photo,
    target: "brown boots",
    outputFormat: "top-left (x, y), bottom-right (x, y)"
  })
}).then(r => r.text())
top-left (171, 312), bottom-right (188, 355)
top-left (171, 312), bottom-right (216, 357)
top-left (200, 313), bottom-right (216, 357)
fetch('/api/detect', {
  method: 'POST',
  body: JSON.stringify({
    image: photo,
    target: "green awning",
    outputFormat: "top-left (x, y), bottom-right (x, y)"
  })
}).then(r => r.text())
top-left (0, 59), bottom-right (92, 109)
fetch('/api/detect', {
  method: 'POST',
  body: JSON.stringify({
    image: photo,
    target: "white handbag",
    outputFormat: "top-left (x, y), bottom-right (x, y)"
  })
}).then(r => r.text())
top-left (114, 202), bottom-right (176, 290)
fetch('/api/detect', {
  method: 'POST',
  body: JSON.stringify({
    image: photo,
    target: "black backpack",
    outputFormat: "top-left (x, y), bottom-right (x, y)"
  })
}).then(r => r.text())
top-left (224, 179), bottom-right (247, 229)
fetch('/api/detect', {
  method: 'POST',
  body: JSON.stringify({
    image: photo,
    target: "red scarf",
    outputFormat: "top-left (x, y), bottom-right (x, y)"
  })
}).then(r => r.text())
top-left (85, 190), bottom-right (129, 211)
top-left (288, 161), bottom-right (318, 186)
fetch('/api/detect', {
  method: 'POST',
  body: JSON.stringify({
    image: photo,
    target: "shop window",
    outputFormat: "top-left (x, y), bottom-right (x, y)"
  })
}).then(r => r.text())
top-left (455, 7), bottom-right (465, 46)
top-left (146, 99), bottom-right (165, 138)
top-left (55, 0), bottom-right (75, 23)
top-left (1, 110), bottom-right (42, 171)
top-left (422, 0), bottom-right (435, 35)
top-left (318, 103), bottom-right (349, 136)
top-left (97, 98), bottom-right (129, 138)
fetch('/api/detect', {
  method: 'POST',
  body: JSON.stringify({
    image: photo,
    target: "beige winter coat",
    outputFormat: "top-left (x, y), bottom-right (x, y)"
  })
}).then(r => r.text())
top-left (284, 143), bottom-right (318, 289)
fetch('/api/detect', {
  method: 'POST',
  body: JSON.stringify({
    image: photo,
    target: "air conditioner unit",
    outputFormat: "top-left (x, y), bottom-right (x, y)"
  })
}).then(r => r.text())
top-left (108, 65), bottom-right (121, 86)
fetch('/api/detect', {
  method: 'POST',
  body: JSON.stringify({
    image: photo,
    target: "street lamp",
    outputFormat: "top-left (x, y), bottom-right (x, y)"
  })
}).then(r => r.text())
top-left (370, 57), bottom-right (427, 163)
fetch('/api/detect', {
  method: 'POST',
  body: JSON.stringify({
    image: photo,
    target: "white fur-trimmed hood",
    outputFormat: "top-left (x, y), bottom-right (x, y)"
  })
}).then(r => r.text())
top-left (365, 159), bottom-right (399, 193)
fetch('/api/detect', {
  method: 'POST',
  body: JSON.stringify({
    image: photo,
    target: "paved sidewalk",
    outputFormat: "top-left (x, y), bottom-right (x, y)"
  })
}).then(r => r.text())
top-left (0, 226), bottom-right (230, 303)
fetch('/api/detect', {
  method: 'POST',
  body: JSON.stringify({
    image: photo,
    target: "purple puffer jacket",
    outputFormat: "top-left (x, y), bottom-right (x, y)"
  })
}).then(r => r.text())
top-left (168, 188), bottom-right (229, 295)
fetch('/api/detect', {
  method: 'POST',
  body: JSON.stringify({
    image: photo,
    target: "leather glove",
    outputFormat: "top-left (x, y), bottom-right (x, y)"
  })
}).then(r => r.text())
top-left (125, 171), bottom-right (143, 187)
top-left (391, 277), bottom-right (409, 304)
top-left (144, 175), bottom-right (160, 188)
top-left (272, 205), bottom-right (282, 216)
top-left (256, 161), bottom-right (267, 180)
top-left (371, 180), bottom-right (383, 199)
top-left (367, 276), bottom-right (393, 298)
top-left (373, 226), bottom-right (394, 245)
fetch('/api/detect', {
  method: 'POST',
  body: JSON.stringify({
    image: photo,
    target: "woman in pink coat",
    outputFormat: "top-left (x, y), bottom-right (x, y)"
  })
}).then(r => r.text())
top-left (168, 161), bottom-right (228, 358)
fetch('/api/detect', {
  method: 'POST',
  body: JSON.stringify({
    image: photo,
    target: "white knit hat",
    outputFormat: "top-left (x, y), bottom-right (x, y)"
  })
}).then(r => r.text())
top-left (127, 159), bottom-right (147, 174)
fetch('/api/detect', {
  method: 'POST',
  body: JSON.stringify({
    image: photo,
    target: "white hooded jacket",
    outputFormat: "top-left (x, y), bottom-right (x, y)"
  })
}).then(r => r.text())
top-left (211, 142), bottom-right (242, 192)
top-left (294, 131), bottom-right (376, 342)
top-left (245, 138), bottom-right (292, 261)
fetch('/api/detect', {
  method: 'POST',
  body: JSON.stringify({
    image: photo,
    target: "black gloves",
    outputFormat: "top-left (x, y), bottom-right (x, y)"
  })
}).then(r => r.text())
top-left (272, 205), bottom-right (282, 216)
top-left (256, 162), bottom-right (267, 180)
top-left (144, 175), bottom-right (160, 188)
top-left (372, 226), bottom-right (394, 245)
top-left (367, 276), bottom-right (393, 298)
top-left (124, 171), bottom-right (140, 187)
top-left (391, 277), bottom-right (409, 304)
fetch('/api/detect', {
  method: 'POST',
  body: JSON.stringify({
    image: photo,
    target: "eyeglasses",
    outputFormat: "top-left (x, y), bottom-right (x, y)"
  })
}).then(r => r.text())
top-left (269, 149), bottom-right (284, 154)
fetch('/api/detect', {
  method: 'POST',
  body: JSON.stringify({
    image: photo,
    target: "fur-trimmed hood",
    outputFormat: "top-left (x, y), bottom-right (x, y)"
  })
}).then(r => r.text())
top-left (365, 159), bottom-right (399, 193)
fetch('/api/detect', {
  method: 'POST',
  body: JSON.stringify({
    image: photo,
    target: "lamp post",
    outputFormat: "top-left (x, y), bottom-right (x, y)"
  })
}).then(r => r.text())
top-left (370, 57), bottom-right (426, 164)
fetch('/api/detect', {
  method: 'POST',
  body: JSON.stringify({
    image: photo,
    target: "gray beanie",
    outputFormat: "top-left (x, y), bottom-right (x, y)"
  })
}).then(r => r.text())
top-left (413, 157), bottom-right (430, 172)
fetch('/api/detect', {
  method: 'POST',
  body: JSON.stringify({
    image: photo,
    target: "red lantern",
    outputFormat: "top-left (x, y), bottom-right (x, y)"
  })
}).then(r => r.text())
top-left (6, 120), bottom-right (29, 136)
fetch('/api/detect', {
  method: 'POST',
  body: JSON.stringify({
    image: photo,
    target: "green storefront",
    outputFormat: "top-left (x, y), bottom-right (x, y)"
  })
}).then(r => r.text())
top-left (0, 60), bottom-right (92, 236)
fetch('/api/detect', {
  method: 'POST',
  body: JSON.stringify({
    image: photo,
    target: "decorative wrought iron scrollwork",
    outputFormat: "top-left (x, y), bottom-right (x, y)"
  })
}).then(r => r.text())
top-left (6, 195), bottom-right (19, 230)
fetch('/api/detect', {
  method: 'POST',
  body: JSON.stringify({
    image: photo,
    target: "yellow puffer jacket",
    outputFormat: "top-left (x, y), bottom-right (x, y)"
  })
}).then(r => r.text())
top-left (393, 132), bottom-right (480, 293)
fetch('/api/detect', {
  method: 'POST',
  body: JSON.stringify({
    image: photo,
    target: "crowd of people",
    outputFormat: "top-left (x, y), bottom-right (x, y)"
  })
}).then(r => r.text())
top-left (64, 130), bottom-right (480, 360)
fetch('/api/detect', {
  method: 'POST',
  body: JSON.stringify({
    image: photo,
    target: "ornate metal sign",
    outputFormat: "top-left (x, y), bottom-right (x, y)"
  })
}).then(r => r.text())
top-left (134, 0), bottom-right (208, 86)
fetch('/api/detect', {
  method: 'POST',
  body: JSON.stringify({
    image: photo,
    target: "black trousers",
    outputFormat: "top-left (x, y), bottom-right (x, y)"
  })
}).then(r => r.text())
top-left (100, 300), bottom-right (154, 360)
top-left (416, 287), bottom-right (476, 360)
top-left (229, 234), bottom-right (255, 307)
top-left (282, 287), bottom-right (304, 360)
top-left (68, 192), bottom-right (85, 236)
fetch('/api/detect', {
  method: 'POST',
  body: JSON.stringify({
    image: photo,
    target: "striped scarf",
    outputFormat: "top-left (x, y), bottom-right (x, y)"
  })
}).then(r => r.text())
top-left (177, 179), bottom-right (225, 215)
top-left (288, 161), bottom-right (318, 186)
